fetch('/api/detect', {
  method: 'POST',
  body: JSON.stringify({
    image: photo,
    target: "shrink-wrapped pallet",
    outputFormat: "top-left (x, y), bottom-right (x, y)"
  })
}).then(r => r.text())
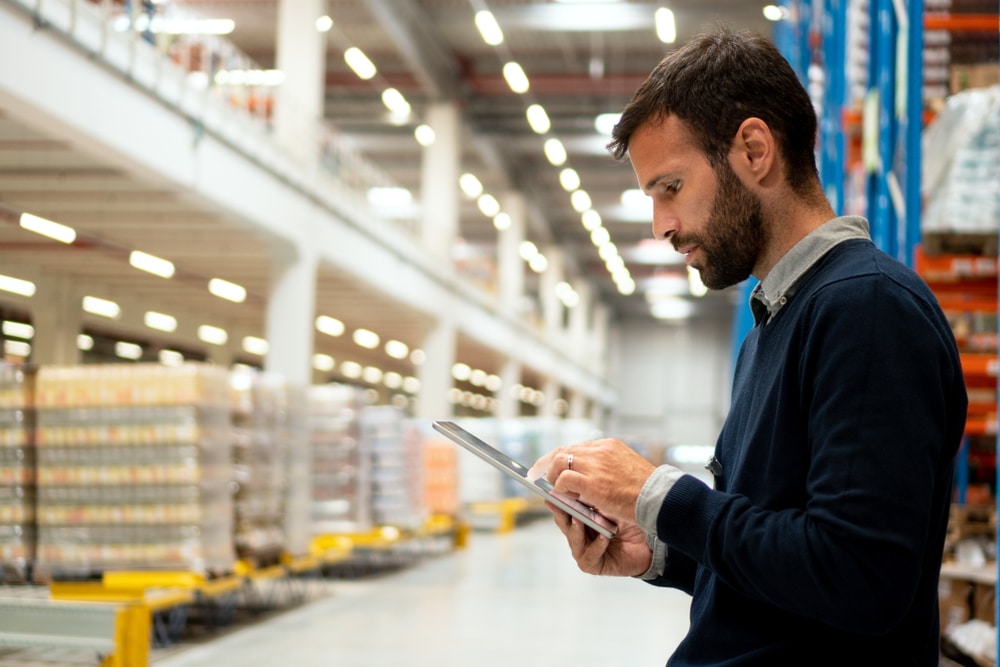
top-left (0, 364), bottom-right (35, 582)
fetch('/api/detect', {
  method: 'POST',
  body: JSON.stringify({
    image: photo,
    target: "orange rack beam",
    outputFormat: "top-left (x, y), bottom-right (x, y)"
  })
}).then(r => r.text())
top-left (925, 14), bottom-right (1000, 32)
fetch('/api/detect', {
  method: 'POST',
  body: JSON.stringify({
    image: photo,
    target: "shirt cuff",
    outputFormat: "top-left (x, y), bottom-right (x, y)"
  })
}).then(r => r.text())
top-left (633, 464), bottom-right (685, 581)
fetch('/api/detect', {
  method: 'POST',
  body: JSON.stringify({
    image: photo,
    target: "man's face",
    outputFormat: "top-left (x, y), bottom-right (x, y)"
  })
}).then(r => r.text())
top-left (629, 116), bottom-right (765, 290)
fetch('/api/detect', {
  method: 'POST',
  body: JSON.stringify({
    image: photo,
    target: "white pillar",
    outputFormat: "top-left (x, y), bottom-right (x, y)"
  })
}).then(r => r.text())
top-left (264, 241), bottom-right (317, 386)
top-left (495, 357), bottom-right (521, 420)
top-left (497, 192), bottom-right (526, 317)
top-left (540, 246), bottom-right (565, 339)
top-left (415, 317), bottom-right (456, 418)
top-left (541, 375), bottom-right (561, 418)
top-left (420, 102), bottom-right (461, 261)
top-left (30, 277), bottom-right (81, 365)
top-left (569, 390), bottom-right (588, 420)
top-left (273, 0), bottom-right (327, 160)
top-left (591, 301), bottom-right (611, 376)
top-left (569, 278), bottom-right (591, 360)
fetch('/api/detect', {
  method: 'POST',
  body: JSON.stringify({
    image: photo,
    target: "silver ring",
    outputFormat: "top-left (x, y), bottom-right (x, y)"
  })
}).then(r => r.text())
top-left (567, 453), bottom-right (574, 471)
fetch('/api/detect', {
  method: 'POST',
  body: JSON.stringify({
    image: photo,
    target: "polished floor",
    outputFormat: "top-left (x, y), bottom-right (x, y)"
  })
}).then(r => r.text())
top-left (157, 519), bottom-right (692, 667)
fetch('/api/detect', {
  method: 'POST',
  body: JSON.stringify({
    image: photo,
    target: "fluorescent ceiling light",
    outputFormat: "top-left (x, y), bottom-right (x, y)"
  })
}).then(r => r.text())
top-left (144, 311), bottom-right (177, 332)
top-left (475, 10), bottom-right (504, 45)
top-left (341, 361), bottom-right (363, 379)
top-left (353, 328), bottom-right (380, 349)
top-left (414, 124), bottom-right (436, 146)
top-left (242, 336), bottom-right (269, 356)
top-left (2, 321), bottom-right (34, 340)
top-left (20, 212), bottom-right (76, 244)
top-left (452, 362), bottom-right (471, 381)
top-left (763, 5), bottom-right (788, 21)
top-left (543, 138), bottom-right (567, 166)
top-left (312, 353), bottom-right (335, 372)
top-left (649, 296), bottom-right (693, 320)
top-left (315, 15), bottom-right (333, 32)
top-left (595, 112), bottom-right (620, 135)
top-left (525, 104), bottom-right (550, 134)
top-left (493, 212), bottom-right (511, 231)
top-left (655, 8), bottom-right (676, 44)
top-left (519, 240), bottom-right (539, 261)
top-left (77, 334), bottom-right (94, 351)
top-left (344, 47), bottom-right (377, 80)
top-left (590, 226), bottom-right (611, 246)
top-left (315, 315), bottom-right (345, 337)
top-left (197, 324), bottom-right (228, 346)
top-left (402, 376), bottom-right (421, 393)
top-left (598, 242), bottom-right (618, 261)
top-left (383, 371), bottom-right (403, 389)
top-left (208, 278), bottom-right (246, 303)
top-left (459, 173), bottom-right (484, 198)
top-left (571, 189), bottom-right (592, 213)
top-left (129, 250), bottom-right (175, 279)
top-left (502, 62), bottom-right (530, 94)
top-left (4, 340), bottom-right (30, 358)
top-left (362, 366), bottom-right (383, 384)
top-left (410, 349), bottom-right (425, 366)
top-left (159, 349), bottom-right (185, 366)
top-left (384, 339), bottom-right (409, 360)
top-left (528, 254), bottom-right (548, 273)
top-left (477, 194), bottom-right (501, 217)
top-left (0, 274), bottom-right (35, 297)
top-left (559, 168), bottom-right (581, 192)
top-left (115, 341), bottom-right (143, 360)
top-left (581, 209), bottom-right (602, 230)
top-left (82, 295), bottom-right (121, 319)
top-left (616, 277), bottom-right (636, 295)
top-left (381, 88), bottom-right (411, 115)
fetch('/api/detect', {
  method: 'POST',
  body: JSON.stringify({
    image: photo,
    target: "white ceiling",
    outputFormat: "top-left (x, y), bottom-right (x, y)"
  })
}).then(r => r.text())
top-left (0, 0), bottom-right (771, 388)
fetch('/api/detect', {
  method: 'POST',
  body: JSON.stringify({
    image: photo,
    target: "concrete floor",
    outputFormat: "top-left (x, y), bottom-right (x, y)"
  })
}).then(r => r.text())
top-left (156, 519), bottom-right (691, 667)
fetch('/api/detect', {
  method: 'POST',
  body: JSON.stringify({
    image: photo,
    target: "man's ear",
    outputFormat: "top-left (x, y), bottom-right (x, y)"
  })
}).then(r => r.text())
top-left (731, 117), bottom-right (777, 186)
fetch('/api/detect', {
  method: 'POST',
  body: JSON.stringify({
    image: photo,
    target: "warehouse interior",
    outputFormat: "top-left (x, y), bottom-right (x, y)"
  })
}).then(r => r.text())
top-left (0, 0), bottom-right (998, 665)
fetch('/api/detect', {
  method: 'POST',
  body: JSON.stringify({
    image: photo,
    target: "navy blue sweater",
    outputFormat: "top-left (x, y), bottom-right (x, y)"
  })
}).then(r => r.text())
top-left (648, 239), bottom-right (967, 665)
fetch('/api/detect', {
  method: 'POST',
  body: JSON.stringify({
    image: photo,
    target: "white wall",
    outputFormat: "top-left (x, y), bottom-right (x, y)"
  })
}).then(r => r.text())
top-left (608, 313), bottom-right (736, 449)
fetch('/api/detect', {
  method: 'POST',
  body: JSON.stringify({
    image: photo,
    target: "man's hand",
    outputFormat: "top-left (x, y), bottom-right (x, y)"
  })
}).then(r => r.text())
top-left (547, 504), bottom-right (652, 577)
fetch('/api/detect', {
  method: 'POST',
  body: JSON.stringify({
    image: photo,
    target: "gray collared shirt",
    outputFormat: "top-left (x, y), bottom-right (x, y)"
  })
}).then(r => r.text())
top-left (635, 215), bottom-right (872, 580)
top-left (750, 215), bottom-right (872, 324)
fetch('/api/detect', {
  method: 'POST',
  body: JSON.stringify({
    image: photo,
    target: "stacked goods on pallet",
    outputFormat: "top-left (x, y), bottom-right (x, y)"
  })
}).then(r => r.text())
top-left (33, 364), bottom-right (235, 580)
top-left (230, 370), bottom-right (286, 566)
top-left (454, 418), bottom-right (504, 506)
top-left (281, 383), bottom-right (311, 558)
top-left (308, 384), bottom-right (371, 534)
top-left (421, 435), bottom-right (459, 518)
top-left (360, 406), bottom-right (425, 531)
top-left (0, 364), bottom-right (35, 582)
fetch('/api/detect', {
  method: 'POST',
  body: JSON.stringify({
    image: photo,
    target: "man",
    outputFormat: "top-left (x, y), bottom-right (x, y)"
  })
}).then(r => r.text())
top-left (535, 30), bottom-right (967, 665)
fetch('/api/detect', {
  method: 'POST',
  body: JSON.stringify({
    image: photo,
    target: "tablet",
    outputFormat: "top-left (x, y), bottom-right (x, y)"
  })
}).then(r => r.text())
top-left (432, 420), bottom-right (617, 539)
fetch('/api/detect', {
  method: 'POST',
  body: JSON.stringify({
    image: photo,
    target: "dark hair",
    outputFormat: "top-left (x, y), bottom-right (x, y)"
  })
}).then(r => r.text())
top-left (608, 29), bottom-right (820, 195)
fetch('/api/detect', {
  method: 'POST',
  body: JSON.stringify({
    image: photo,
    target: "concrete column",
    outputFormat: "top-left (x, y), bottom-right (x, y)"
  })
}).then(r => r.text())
top-left (497, 192), bottom-right (526, 317)
top-left (540, 246), bottom-right (565, 339)
top-left (30, 277), bottom-right (81, 365)
top-left (591, 301), bottom-right (611, 376)
top-left (273, 0), bottom-right (327, 160)
top-left (568, 389), bottom-right (588, 420)
top-left (568, 278), bottom-right (591, 361)
top-left (494, 357), bottom-right (521, 420)
top-left (420, 102), bottom-right (461, 261)
top-left (415, 316), bottom-right (456, 418)
top-left (264, 240), bottom-right (317, 386)
top-left (541, 375), bottom-right (561, 418)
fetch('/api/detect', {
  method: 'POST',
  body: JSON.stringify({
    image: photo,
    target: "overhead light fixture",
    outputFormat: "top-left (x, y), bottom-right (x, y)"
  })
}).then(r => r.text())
top-left (381, 88), bottom-right (411, 115)
top-left (129, 250), bottom-right (175, 279)
top-left (344, 47), bottom-right (377, 80)
top-left (414, 124), bottom-right (436, 146)
top-left (502, 62), bottom-right (530, 94)
top-left (197, 324), bottom-right (228, 346)
top-left (316, 315), bottom-right (345, 337)
top-left (312, 353), bottom-right (335, 372)
top-left (526, 104), bottom-right (550, 134)
top-left (459, 173), bottom-right (484, 198)
top-left (763, 4), bottom-right (789, 21)
top-left (0, 274), bottom-right (35, 297)
top-left (115, 341), bottom-right (143, 360)
top-left (581, 209), bottom-right (602, 230)
top-left (242, 336), bottom-right (268, 356)
top-left (474, 10), bottom-right (504, 45)
top-left (19, 212), bottom-right (76, 244)
top-left (493, 212), bottom-right (511, 231)
top-left (384, 339), bottom-right (409, 360)
top-left (368, 187), bottom-right (413, 208)
top-left (82, 295), bottom-right (121, 319)
top-left (649, 296), bottom-right (693, 320)
top-left (208, 278), bottom-right (246, 303)
top-left (559, 168), bottom-right (581, 192)
top-left (571, 189), bottom-right (592, 213)
top-left (159, 349), bottom-right (185, 366)
top-left (410, 349), bottom-right (425, 366)
top-left (519, 240), bottom-right (539, 261)
top-left (77, 334), bottom-right (94, 351)
top-left (595, 112), bottom-right (620, 135)
top-left (341, 360), bottom-right (363, 379)
top-left (4, 340), bottom-right (30, 358)
top-left (2, 321), bottom-right (34, 340)
top-left (452, 362), bottom-right (472, 381)
top-left (315, 15), bottom-right (333, 32)
top-left (528, 254), bottom-right (548, 273)
top-left (402, 376), bottom-right (421, 393)
top-left (383, 371), bottom-right (403, 389)
top-left (353, 328), bottom-right (380, 349)
top-left (362, 366), bottom-right (383, 384)
top-left (477, 194), bottom-right (501, 217)
top-left (543, 138), bottom-right (567, 166)
top-left (144, 311), bottom-right (177, 332)
top-left (590, 226), bottom-right (611, 246)
top-left (655, 8), bottom-right (676, 44)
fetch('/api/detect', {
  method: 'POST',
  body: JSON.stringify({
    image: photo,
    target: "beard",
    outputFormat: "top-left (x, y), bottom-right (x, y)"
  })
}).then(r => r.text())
top-left (673, 162), bottom-right (765, 290)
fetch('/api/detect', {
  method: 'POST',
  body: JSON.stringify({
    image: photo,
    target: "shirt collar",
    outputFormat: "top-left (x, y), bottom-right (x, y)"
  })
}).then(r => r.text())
top-left (750, 216), bottom-right (871, 324)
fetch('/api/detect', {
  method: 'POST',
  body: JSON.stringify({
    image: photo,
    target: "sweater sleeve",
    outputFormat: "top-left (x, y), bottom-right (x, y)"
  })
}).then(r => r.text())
top-left (654, 270), bottom-right (966, 634)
